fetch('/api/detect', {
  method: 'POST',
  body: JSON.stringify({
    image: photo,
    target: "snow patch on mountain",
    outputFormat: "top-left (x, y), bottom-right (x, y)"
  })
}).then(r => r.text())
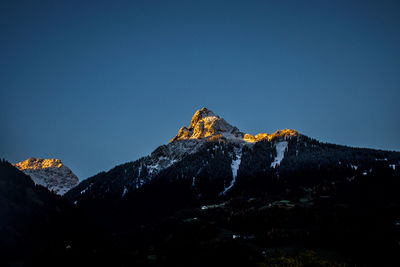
top-left (350, 164), bottom-right (358, 170)
top-left (122, 186), bottom-right (128, 198)
top-left (142, 139), bottom-right (204, 180)
top-left (271, 141), bottom-right (288, 168)
top-left (221, 148), bottom-right (242, 195)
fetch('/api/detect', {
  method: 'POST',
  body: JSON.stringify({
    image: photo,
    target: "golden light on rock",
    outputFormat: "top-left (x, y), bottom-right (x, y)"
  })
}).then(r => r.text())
top-left (170, 107), bottom-right (299, 144)
top-left (15, 157), bottom-right (63, 170)
top-left (170, 107), bottom-right (243, 142)
top-left (243, 129), bottom-right (299, 143)
top-left (170, 108), bottom-right (299, 143)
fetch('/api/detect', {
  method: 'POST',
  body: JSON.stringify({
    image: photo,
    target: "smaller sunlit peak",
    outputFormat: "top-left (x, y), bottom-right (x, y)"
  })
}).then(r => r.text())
top-left (14, 157), bottom-right (63, 170)
top-left (243, 129), bottom-right (299, 143)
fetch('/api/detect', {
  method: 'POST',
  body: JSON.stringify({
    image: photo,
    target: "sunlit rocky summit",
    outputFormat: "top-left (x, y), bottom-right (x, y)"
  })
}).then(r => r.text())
top-left (15, 157), bottom-right (79, 195)
top-left (171, 107), bottom-right (298, 143)
top-left (171, 107), bottom-right (244, 142)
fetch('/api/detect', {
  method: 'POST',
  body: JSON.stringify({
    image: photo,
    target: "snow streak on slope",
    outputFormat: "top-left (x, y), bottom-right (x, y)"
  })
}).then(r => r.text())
top-left (221, 148), bottom-right (242, 195)
top-left (271, 141), bottom-right (288, 168)
top-left (122, 187), bottom-right (128, 198)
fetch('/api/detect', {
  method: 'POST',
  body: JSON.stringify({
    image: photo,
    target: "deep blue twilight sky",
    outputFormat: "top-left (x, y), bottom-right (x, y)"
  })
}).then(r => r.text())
top-left (1, 0), bottom-right (399, 179)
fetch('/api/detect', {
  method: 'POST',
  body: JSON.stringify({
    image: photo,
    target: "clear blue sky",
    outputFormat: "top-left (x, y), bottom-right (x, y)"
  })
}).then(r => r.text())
top-left (1, 0), bottom-right (399, 179)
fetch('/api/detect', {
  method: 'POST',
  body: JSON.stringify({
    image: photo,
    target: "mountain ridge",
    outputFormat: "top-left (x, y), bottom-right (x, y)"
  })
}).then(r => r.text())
top-left (66, 107), bottom-right (400, 204)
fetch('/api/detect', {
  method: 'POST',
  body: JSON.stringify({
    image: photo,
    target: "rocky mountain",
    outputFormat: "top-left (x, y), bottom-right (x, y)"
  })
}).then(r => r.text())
top-left (15, 158), bottom-right (79, 195)
top-left (66, 107), bottom-right (400, 203)
top-left (170, 107), bottom-right (244, 142)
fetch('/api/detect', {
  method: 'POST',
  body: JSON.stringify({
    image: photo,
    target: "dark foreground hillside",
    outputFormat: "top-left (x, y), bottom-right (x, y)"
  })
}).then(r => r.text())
top-left (1, 150), bottom-right (400, 267)
top-left (0, 160), bottom-right (66, 266)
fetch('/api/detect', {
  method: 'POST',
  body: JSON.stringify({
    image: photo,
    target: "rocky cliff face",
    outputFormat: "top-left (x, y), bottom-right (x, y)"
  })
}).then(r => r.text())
top-left (14, 158), bottom-right (79, 195)
top-left (171, 108), bottom-right (244, 142)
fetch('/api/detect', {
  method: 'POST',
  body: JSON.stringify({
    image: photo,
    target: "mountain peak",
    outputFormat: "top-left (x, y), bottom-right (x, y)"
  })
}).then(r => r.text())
top-left (14, 157), bottom-right (79, 195)
top-left (189, 107), bottom-right (217, 128)
top-left (170, 107), bottom-right (244, 142)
